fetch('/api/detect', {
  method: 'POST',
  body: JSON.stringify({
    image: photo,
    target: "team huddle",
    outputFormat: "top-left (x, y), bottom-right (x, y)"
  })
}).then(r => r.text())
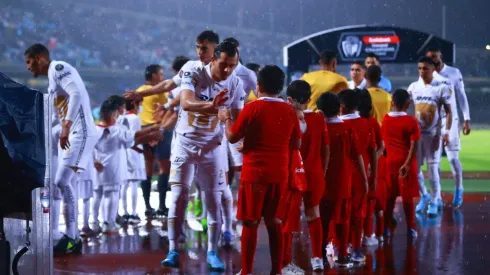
top-left (23, 28), bottom-right (470, 274)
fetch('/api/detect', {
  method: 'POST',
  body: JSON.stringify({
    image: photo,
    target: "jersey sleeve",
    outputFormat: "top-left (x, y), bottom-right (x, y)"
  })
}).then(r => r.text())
top-left (318, 114), bottom-right (330, 145)
top-left (349, 129), bottom-right (361, 159)
top-left (172, 61), bottom-right (193, 87)
top-left (53, 64), bottom-right (83, 123)
top-left (440, 85), bottom-right (451, 106)
top-left (117, 128), bottom-right (136, 149)
top-left (230, 77), bottom-right (246, 110)
top-left (180, 65), bottom-right (199, 93)
top-left (453, 70), bottom-right (471, 120)
top-left (230, 103), bottom-right (252, 137)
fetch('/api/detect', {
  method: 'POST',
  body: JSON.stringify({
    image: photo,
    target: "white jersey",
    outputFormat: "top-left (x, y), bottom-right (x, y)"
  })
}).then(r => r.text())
top-left (172, 60), bottom-right (204, 86)
top-left (94, 125), bottom-right (135, 185)
top-left (348, 80), bottom-right (364, 89)
top-left (431, 72), bottom-right (458, 120)
top-left (175, 62), bottom-right (246, 148)
top-left (407, 78), bottom-right (451, 136)
top-left (125, 113), bottom-right (146, 180)
top-left (168, 87), bottom-right (182, 112)
top-left (117, 115), bottom-right (130, 181)
top-left (79, 154), bottom-right (96, 181)
top-left (439, 64), bottom-right (471, 121)
top-left (48, 60), bottom-right (97, 137)
top-left (233, 63), bottom-right (257, 94)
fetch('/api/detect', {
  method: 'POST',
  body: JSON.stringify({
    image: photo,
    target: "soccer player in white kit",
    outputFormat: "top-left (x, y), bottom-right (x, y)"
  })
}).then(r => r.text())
top-left (426, 48), bottom-right (471, 208)
top-left (25, 43), bottom-right (99, 254)
top-left (160, 41), bottom-right (245, 271)
top-left (408, 57), bottom-right (452, 217)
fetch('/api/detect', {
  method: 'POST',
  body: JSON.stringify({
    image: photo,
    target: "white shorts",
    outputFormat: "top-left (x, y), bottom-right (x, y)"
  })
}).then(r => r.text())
top-left (227, 139), bottom-right (243, 167)
top-left (53, 186), bottom-right (63, 200)
top-left (78, 180), bottom-right (94, 200)
top-left (418, 134), bottom-right (442, 166)
top-left (442, 117), bottom-right (461, 151)
top-left (169, 135), bottom-right (227, 191)
top-left (59, 134), bottom-right (99, 170)
top-left (94, 182), bottom-right (121, 193)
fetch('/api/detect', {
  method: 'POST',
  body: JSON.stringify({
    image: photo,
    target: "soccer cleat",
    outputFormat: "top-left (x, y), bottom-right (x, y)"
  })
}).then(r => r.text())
top-left (311, 257), bottom-right (324, 271)
top-left (161, 250), bottom-right (180, 268)
top-left (416, 194), bottom-right (431, 213)
top-left (122, 214), bottom-right (131, 223)
top-left (377, 235), bottom-right (384, 243)
top-left (362, 235), bottom-right (379, 247)
top-left (427, 202), bottom-right (439, 217)
top-left (335, 255), bottom-right (354, 268)
top-left (156, 208), bottom-right (168, 219)
top-left (102, 222), bottom-right (111, 234)
top-left (145, 208), bottom-right (156, 219)
top-left (436, 198), bottom-right (444, 211)
top-left (80, 227), bottom-right (95, 237)
top-left (453, 189), bottom-right (464, 208)
top-left (206, 251), bottom-right (225, 271)
top-left (53, 235), bottom-right (82, 254)
top-left (408, 228), bottom-right (418, 238)
top-left (222, 231), bottom-right (233, 247)
top-left (128, 215), bottom-right (141, 225)
top-left (282, 263), bottom-right (305, 275)
top-left (351, 248), bottom-right (366, 263)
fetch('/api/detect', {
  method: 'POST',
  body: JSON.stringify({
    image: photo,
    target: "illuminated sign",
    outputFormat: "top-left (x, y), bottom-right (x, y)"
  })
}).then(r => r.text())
top-left (338, 31), bottom-right (401, 61)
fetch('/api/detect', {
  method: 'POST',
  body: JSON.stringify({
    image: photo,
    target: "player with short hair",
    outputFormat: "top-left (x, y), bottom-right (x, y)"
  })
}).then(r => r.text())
top-left (338, 89), bottom-right (377, 262)
top-left (360, 53), bottom-right (392, 92)
top-left (316, 92), bottom-right (368, 269)
top-left (426, 47), bottom-right (471, 208)
top-left (348, 62), bottom-right (366, 89)
top-left (381, 89), bottom-right (421, 238)
top-left (285, 80), bottom-right (330, 271)
top-left (220, 65), bottom-right (300, 275)
top-left (365, 65), bottom-right (392, 125)
top-left (25, 43), bottom-right (99, 254)
top-left (160, 41), bottom-right (244, 271)
top-left (408, 56), bottom-right (452, 217)
top-left (301, 50), bottom-right (349, 111)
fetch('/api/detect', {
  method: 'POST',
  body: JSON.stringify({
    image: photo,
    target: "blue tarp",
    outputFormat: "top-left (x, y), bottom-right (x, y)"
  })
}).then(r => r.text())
top-left (0, 72), bottom-right (45, 215)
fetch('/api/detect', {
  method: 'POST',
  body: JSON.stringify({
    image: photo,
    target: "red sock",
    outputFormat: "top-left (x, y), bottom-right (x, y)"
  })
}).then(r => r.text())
top-left (364, 199), bottom-right (375, 236)
top-left (282, 231), bottom-right (293, 266)
top-left (336, 223), bottom-right (349, 258)
top-left (351, 217), bottom-right (363, 249)
top-left (375, 211), bottom-right (385, 237)
top-left (241, 223), bottom-right (259, 274)
top-left (308, 217), bottom-right (323, 259)
top-left (267, 223), bottom-right (284, 274)
top-left (403, 199), bottom-right (415, 230)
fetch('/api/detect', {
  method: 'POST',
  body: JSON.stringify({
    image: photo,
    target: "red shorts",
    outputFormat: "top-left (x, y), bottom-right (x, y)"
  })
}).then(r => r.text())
top-left (387, 171), bottom-right (419, 200)
top-left (283, 190), bottom-right (303, 233)
top-left (237, 181), bottom-right (287, 221)
top-left (303, 183), bottom-right (325, 209)
top-left (351, 195), bottom-right (367, 219)
top-left (320, 199), bottom-right (352, 224)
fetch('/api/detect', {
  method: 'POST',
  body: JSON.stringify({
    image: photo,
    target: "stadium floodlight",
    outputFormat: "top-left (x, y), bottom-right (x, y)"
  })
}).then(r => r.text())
top-left (485, 45), bottom-right (490, 51)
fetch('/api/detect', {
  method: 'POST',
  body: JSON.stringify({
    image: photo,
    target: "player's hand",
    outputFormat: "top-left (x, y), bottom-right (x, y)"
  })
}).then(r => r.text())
top-left (60, 120), bottom-right (72, 150)
top-left (124, 90), bottom-right (143, 102)
top-left (94, 161), bottom-right (104, 173)
top-left (153, 103), bottom-right (166, 121)
top-left (148, 130), bottom-right (164, 145)
top-left (432, 135), bottom-right (441, 151)
top-left (399, 164), bottom-right (409, 178)
top-left (236, 142), bottom-right (244, 153)
top-left (463, 120), bottom-right (471, 135)
top-left (218, 108), bottom-right (231, 123)
top-left (442, 133), bottom-right (450, 147)
top-left (213, 89), bottom-right (229, 108)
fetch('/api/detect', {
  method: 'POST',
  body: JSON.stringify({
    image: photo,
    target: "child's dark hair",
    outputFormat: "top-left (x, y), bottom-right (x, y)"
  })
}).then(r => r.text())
top-left (316, 92), bottom-right (340, 117)
top-left (287, 80), bottom-right (311, 104)
top-left (392, 89), bottom-right (411, 109)
top-left (357, 88), bottom-right (373, 118)
top-left (125, 98), bottom-right (137, 111)
top-left (106, 95), bottom-right (126, 109)
top-left (337, 89), bottom-right (358, 112)
top-left (100, 100), bottom-right (118, 121)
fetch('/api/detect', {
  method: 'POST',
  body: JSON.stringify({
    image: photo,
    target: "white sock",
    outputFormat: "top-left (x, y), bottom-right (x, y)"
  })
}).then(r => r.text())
top-left (204, 190), bottom-right (222, 252)
top-left (92, 189), bottom-right (103, 224)
top-left (447, 151), bottom-right (463, 190)
top-left (222, 185), bottom-right (233, 233)
top-left (52, 199), bottom-right (62, 238)
top-left (83, 198), bottom-right (90, 228)
top-left (418, 168), bottom-right (428, 196)
top-left (102, 189), bottom-right (112, 224)
top-left (428, 163), bottom-right (441, 202)
top-left (168, 184), bottom-right (189, 251)
top-left (130, 180), bottom-right (139, 216)
top-left (55, 165), bottom-right (78, 239)
top-left (110, 188), bottom-right (120, 224)
top-left (200, 190), bottom-right (207, 219)
top-left (121, 181), bottom-right (129, 215)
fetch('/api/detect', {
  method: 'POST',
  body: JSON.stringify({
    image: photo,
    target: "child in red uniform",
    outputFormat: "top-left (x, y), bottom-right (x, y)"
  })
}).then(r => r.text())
top-left (283, 80), bottom-right (330, 272)
top-left (338, 89), bottom-right (377, 263)
top-left (357, 89), bottom-right (387, 245)
top-left (381, 89), bottom-right (421, 238)
top-left (316, 92), bottom-right (368, 268)
top-left (220, 65), bottom-right (301, 275)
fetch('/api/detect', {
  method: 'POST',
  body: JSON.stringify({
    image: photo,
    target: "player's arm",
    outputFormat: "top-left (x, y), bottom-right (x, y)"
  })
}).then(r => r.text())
top-left (400, 120), bottom-right (421, 177)
top-left (229, 78), bottom-right (246, 122)
top-left (159, 109), bottom-right (179, 129)
top-left (454, 71), bottom-right (471, 134)
top-left (321, 121), bottom-right (330, 176)
top-left (332, 80), bottom-right (349, 94)
top-left (221, 105), bottom-right (249, 144)
top-left (180, 68), bottom-right (228, 112)
top-left (368, 136), bottom-right (378, 193)
top-left (440, 86), bottom-right (452, 142)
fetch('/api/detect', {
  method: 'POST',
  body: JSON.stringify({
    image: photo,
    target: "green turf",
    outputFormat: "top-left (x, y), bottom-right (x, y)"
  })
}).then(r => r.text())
top-left (431, 179), bottom-right (490, 193)
top-left (423, 129), bottom-right (490, 172)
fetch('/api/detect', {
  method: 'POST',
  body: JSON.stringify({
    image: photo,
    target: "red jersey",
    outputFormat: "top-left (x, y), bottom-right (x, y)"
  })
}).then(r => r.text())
top-left (340, 113), bottom-right (375, 196)
top-left (381, 113), bottom-right (421, 173)
top-left (300, 110), bottom-right (329, 191)
top-left (324, 118), bottom-right (360, 200)
top-left (366, 117), bottom-right (382, 148)
top-left (230, 97), bottom-right (301, 184)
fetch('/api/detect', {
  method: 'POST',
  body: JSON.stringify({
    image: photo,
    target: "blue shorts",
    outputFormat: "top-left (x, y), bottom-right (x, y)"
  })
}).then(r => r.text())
top-left (143, 125), bottom-right (173, 161)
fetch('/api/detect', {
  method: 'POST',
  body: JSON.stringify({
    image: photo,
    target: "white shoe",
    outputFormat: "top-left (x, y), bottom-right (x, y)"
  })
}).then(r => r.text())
top-left (236, 223), bottom-right (243, 238)
top-left (310, 257), bottom-right (324, 271)
top-left (377, 235), bottom-right (384, 243)
top-left (102, 222), bottom-right (111, 234)
top-left (187, 218), bottom-right (204, 232)
top-left (326, 242), bottom-right (335, 257)
top-left (362, 235), bottom-right (379, 247)
top-left (281, 263), bottom-right (305, 275)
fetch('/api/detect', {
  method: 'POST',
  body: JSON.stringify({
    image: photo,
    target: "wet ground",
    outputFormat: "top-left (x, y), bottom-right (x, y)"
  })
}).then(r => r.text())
top-left (53, 192), bottom-right (490, 274)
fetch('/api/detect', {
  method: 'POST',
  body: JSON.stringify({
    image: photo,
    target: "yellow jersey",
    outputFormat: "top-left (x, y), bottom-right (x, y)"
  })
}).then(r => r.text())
top-left (367, 87), bottom-right (392, 125)
top-left (301, 70), bottom-right (349, 111)
top-left (137, 84), bottom-right (168, 126)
